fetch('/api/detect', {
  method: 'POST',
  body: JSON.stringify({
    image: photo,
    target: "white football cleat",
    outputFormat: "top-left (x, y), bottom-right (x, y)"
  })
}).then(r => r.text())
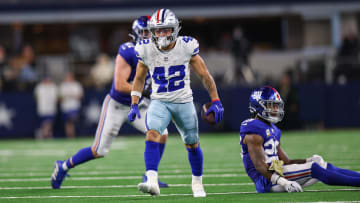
top-left (192, 182), bottom-right (206, 197)
top-left (138, 182), bottom-right (160, 196)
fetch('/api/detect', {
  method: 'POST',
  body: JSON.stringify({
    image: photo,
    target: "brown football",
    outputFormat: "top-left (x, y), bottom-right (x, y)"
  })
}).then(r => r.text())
top-left (201, 102), bottom-right (215, 125)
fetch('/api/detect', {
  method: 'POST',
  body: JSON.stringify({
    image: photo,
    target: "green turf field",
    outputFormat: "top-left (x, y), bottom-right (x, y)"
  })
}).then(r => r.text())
top-left (1, 130), bottom-right (360, 202)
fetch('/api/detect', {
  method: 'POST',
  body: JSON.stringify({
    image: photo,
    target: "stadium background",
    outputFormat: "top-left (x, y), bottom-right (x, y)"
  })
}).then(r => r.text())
top-left (0, 0), bottom-right (359, 138)
top-left (1, 1), bottom-right (360, 202)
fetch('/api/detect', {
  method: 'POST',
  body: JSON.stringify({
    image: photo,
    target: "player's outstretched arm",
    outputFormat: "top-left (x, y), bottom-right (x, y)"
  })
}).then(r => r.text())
top-left (114, 54), bottom-right (133, 94)
top-left (128, 61), bottom-right (149, 122)
top-left (277, 145), bottom-right (306, 165)
top-left (190, 55), bottom-right (219, 101)
top-left (245, 134), bottom-right (303, 192)
top-left (190, 54), bottom-right (224, 123)
top-left (131, 61), bottom-right (149, 105)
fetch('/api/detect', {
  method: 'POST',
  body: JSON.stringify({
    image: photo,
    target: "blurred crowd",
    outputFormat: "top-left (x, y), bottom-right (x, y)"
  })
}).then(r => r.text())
top-left (0, 25), bottom-right (359, 93)
top-left (0, 44), bottom-right (38, 92)
top-left (0, 23), bottom-right (359, 132)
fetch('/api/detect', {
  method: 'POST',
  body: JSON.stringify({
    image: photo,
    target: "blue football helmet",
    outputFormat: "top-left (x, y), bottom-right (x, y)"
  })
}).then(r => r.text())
top-left (249, 86), bottom-right (284, 123)
top-left (129, 16), bottom-right (151, 42)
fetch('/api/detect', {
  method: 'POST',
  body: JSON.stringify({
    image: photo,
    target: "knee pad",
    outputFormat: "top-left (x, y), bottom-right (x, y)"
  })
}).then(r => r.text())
top-left (183, 133), bottom-right (199, 145)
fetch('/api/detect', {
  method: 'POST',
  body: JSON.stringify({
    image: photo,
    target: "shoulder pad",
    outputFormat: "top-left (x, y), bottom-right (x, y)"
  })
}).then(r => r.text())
top-left (179, 36), bottom-right (199, 56)
top-left (120, 42), bottom-right (135, 50)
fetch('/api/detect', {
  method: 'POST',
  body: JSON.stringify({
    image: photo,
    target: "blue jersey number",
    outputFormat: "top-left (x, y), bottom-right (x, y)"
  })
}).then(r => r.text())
top-left (152, 65), bottom-right (185, 93)
top-left (182, 36), bottom-right (193, 43)
top-left (138, 39), bottom-right (150, 45)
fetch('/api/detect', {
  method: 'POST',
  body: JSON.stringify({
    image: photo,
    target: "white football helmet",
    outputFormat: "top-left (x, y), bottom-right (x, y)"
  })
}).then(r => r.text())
top-left (149, 8), bottom-right (181, 49)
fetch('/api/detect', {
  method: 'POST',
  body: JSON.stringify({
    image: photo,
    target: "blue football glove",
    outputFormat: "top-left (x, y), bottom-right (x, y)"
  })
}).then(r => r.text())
top-left (128, 104), bottom-right (141, 122)
top-left (206, 100), bottom-right (224, 123)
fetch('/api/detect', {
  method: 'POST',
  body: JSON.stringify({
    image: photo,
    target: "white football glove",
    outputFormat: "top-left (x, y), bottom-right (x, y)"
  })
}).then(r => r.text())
top-left (306, 154), bottom-right (327, 168)
top-left (283, 180), bottom-right (303, 192)
top-left (271, 173), bottom-right (303, 193)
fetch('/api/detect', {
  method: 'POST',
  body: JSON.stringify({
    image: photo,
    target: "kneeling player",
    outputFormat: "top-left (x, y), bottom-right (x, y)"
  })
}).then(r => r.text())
top-left (240, 86), bottom-right (360, 193)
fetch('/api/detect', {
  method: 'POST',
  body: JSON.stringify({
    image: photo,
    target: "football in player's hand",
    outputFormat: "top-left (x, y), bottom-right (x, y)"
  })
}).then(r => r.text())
top-left (201, 102), bottom-right (215, 125)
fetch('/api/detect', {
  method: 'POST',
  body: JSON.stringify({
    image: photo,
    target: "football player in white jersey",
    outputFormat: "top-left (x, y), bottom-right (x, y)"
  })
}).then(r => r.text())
top-left (51, 16), bottom-right (169, 189)
top-left (128, 8), bottom-right (224, 197)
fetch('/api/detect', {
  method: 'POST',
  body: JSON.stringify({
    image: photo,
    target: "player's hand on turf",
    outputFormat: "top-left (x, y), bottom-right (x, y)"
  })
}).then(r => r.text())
top-left (128, 104), bottom-right (140, 122)
top-left (206, 100), bottom-right (224, 123)
top-left (284, 180), bottom-right (303, 193)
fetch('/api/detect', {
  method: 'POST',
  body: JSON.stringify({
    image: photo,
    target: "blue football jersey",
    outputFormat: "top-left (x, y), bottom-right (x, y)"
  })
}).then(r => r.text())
top-left (239, 118), bottom-right (281, 193)
top-left (109, 41), bottom-right (149, 105)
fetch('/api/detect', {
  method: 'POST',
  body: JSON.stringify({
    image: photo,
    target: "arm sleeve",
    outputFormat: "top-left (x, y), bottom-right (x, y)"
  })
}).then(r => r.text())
top-left (189, 37), bottom-right (200, 56)
top-left (118, 43), bottom-right (134, 66)
top-left (182, 36), bottom-right (199, 57)
top-left (240, 121), bottom-right (266, 140)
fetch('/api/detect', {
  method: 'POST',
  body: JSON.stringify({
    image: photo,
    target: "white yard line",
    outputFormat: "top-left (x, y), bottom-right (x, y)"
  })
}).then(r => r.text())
top-left (0, 163), bottom-right (245, 171)
top-left (0, 168), bottom-right (243, 177)
top-left (0, 165), bottom-right (358, 173)
top-left (0, 183), bottom-right (253, 190)
top-left (1, 189), bottom-right (360, 199)
top-left (0, 173), bottom-right (247, 182)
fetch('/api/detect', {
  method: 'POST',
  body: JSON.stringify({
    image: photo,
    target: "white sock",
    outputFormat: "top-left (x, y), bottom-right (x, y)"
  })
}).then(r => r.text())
top-left (192, 175), bottom-right (202, 184)
top-left (146, 170), bottom-right (158, 184)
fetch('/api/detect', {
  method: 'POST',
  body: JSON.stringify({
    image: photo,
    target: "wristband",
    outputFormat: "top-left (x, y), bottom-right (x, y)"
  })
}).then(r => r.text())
top-left (131, 91), bottom-right (142, 98)
top-left (212, 99), bottom-right (220, 103)
top-left (270, 173), bottom-right (281, 184)
top-left (271, 173), bottom-right (287, 186)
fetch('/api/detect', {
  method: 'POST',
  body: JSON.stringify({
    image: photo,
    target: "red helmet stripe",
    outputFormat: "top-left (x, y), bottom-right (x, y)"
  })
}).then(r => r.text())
top-left (156, 9), bottom-right (161, 23)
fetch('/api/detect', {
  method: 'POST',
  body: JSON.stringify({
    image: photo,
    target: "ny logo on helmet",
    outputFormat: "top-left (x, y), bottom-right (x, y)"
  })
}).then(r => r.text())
top-left (251, 91), bottom-right (262, 101)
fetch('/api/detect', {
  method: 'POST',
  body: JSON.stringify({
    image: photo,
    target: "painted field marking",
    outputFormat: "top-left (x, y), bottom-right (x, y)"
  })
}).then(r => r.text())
top-left (0, 173), bottom-right (247, 182)
top-left (1, 188), bottom-right (360, 199)
top-left (0, 183), bottom-right (253, 190)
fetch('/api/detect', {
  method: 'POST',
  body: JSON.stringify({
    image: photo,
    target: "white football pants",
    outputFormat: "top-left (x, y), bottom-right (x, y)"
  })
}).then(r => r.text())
top-left (270, 160), bottom-right (327, 192)
top-left (91, 94), bottom-right (168, 156)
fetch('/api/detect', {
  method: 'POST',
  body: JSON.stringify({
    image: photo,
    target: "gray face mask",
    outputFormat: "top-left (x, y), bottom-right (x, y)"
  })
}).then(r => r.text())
top-left (157, 36), bottom-right (172, 49)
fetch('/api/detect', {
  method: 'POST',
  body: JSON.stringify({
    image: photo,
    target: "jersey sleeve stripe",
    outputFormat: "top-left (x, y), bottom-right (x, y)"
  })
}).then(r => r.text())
top-left (192, 47), bottom-right (199, 56)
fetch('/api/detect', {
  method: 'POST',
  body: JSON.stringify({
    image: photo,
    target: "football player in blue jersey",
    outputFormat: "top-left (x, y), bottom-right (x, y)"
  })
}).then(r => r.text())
top-left (51, 16), bottom-right (169, 189)
top-left (240, 86), bottom-right (360, 193)
top-left (128, 8), bottom-right (224, 197)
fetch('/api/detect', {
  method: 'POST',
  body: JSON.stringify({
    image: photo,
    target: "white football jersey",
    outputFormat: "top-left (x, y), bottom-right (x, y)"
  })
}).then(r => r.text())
top-left (135, 36), bottom-right (199, 103)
